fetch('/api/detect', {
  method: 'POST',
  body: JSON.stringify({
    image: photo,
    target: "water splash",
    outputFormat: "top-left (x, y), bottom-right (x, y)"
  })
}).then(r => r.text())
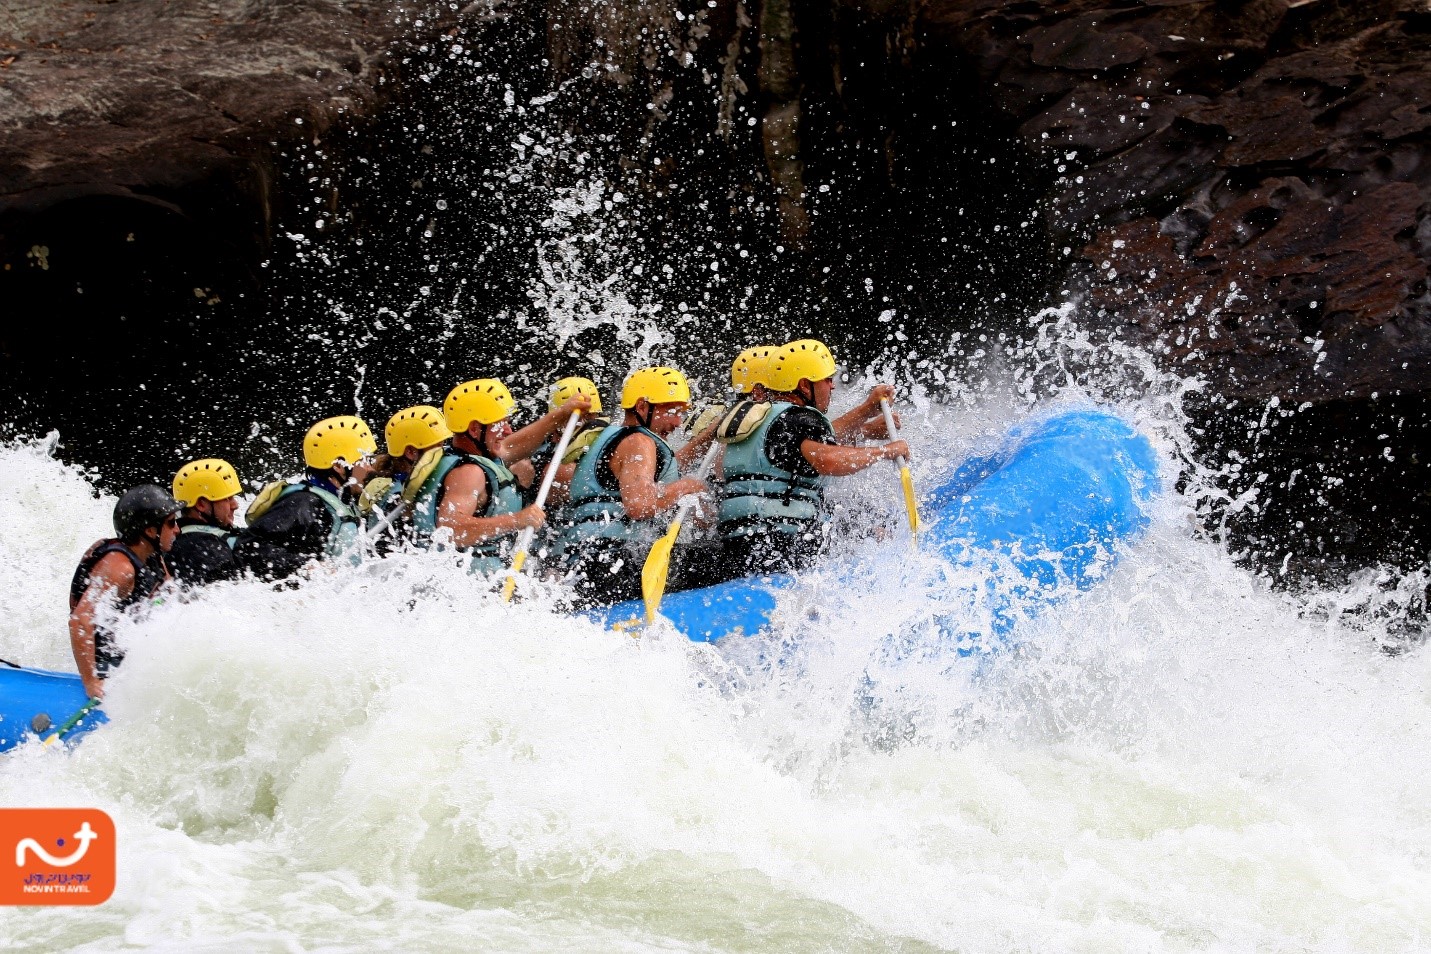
top-left (4, 361), bottom-right (1430, 951)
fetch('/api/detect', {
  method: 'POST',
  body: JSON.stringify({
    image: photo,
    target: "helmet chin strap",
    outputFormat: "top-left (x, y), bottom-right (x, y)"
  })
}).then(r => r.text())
top-left (795, 380), bottom-right (815, 407)
top-left (635, 401), bottom-right (653, 429)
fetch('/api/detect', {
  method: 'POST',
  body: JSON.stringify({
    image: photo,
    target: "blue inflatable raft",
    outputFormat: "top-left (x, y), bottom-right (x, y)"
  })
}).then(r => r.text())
top-left (587, 406), bottom-right (1161, 647)
top-left (0, 664), bottom-right (107, 753)
top-left (0, 406), bottom-right (1159, 754)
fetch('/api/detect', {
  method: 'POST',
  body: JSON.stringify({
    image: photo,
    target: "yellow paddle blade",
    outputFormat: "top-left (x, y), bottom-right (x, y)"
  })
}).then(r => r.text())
top-left (641, 517), bottom-right (683, 624)
top-left (899, 465), bottom-right (920, 533)
top-left (502, 549), bottom-right (528, 603)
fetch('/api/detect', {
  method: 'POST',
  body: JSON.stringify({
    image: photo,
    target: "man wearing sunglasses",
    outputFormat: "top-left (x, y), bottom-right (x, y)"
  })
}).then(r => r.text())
top-left (68, 484), bottom-right (182, 700)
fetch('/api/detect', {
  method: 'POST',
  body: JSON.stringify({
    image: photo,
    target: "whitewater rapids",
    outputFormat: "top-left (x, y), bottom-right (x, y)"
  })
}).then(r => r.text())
top-left (2, 384), bottom-right (1429, 954)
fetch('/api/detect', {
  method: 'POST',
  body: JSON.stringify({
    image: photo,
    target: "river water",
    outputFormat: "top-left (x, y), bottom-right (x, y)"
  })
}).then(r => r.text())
top-left (4, 19), bottom-right (1431, 952)
top-left (3, 340), bottom-right (1430, 950)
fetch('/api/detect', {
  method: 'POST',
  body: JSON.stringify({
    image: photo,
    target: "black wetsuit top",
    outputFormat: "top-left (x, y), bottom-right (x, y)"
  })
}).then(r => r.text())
top-left (68, 539), bottom-right (168, 676)
top-left (168, 519), bottom-right (242, 587)
top-left (233, 487), bottom-right (337, 582)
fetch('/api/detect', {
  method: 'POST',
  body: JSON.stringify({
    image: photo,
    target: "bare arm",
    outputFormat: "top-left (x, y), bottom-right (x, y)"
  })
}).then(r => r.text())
top-left (545, 461), bottom-right (578, 508)
top-left (830, 384), bottom-right (896, 442)
top-left (498, 396), bottom-right (591, 463)
top-left (675, 419), bottom-right (719, 469)
top-left (436, 464), bottom-right (543, 547)
top-left (801, 438), bottom-right (910, 477)
top-left (68, 552), bottom-right (136, 700)
top-left (611, 433), bottom-right (709, 522)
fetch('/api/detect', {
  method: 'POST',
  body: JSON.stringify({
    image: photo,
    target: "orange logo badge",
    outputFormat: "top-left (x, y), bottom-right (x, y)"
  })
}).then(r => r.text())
top-left (0, 808), bottom-right (116, 905)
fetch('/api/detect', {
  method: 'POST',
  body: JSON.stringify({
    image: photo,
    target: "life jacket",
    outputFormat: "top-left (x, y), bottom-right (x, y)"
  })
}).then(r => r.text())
top-left (526, 416), bottom-right (613, 504)
top-left (359, 476), bottom-right (395, 519)
top-left (718, 402), bottom-right (831, 537)
top-left (363, 446), bottom-right (446, 537)
top-left (556, 424), bottom-right (679, 552)
top-left (715, 398), bottom-right (772, 444)
top-left (248, 478), bottom-right (364, 562)
top-left (686, 402), bottom-right (729, 439)
top-left (68, 539), bottom-right (169, 675)
top-left (561, 415), bottom-right (612, 466)
top-left (410, 449), bottom-right (524, 575)
top-left (179, 523), bottom-right (237, 549)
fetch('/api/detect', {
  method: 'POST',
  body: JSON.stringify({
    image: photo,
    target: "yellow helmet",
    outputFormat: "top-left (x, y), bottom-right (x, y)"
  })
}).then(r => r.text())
top-left (550, 376), bottom-right (603, 414)
top-left (730, 345), bottom-right (774, 393)
top-left (303, 416), bottom-right (377, 470)
top-left (766, 339), bottom-right (837, 393)
top-left (172, 458), bottom-right (241, 507)
top-left (443, 379), bottom-right (515, 433)
top-left (385, 404), bottom-right (452, 456)
top-left (621, 366), bottom-right (692, 408)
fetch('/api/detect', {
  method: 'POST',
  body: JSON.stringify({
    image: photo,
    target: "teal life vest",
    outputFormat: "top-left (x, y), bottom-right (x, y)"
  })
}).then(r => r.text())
top-left (555, 424), bottom-right (679, 552)
top-left (276, 482), bottom-right (364, 562)
top-left (718, 402), bottom-right (831, 537)
top-left (179, 524), bottom-right (238, 549)
top-left (373, 474), bottom-right (405, 515)
top-left (360, 475), bottom-right (409, 553)
top-left (527, 416), bottom-right (600, 508)
top-left (410, 450), bottom-right (525, 575)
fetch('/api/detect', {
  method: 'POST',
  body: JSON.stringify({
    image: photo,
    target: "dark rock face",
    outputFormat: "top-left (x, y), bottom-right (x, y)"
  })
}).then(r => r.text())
top-left (0, 0), bottom-right (419, 205)
top-left (10, 0), bottom-right (1425, 408)
top-left (0, 0), bottom-right (453, 354)
top-left (917, 0), bottom-right (1431, 404)
top-left (0, 0), bottom-right (467, 486)
top-left (518, 0), bottom-right (1431, 405)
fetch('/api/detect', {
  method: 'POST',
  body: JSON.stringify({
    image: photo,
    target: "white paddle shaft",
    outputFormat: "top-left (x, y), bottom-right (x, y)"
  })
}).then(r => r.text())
top-left (880, 398), bottom-right (907, 466)
top-left (511, 411), bottom-right (584, 558)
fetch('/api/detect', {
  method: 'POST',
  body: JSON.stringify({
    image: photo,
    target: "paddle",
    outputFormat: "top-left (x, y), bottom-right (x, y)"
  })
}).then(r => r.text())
top-left (366, 499), bottom-right (409, 541)
top-left (642, 441), bottom-right (721, 624)
top-left (881, 398), bottom-right (920, 535)
top-left (37, 697), bottom-right (101, 748)
top-left (502, 411), bottom-right (584, 602)
top-left (355, 445), bottom-right (447, 557)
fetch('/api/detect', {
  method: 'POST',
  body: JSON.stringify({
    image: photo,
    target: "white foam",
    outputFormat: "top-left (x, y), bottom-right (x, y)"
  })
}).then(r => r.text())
top-left (3, 350), bottom-right (1429, 951)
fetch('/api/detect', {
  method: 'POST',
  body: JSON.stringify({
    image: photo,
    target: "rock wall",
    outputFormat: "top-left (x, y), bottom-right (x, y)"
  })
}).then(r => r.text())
top-left (519, 0), bottom-right (1431, 403)
top-left (9, 0), bottom-right (1425, 404)
top-left (0, 0), bottom-right (459, 344)
top-left (915, 0), bottom-right (1431, 403)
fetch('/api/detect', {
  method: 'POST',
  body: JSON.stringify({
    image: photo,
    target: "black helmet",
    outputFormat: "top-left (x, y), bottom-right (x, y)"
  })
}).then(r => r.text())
top-left (113, 484), bottom-right (181, 539)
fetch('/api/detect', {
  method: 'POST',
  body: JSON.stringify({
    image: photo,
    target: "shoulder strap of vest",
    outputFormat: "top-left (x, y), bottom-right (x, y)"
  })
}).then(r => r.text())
top-left (402, 446), bottom-right (448, 504)
top-left (245, 479), bottom-right (294, 522)
top-left (717, 400), bottom-right (773, 444)
top-left (302, 482), bottom-right (354, 520)
top-left (436, 451), bottom-right (516, 517)
top-left (180, 524), bottom-right (230, 538)
top-left (94, 540), bottom-right (145, 575)
top-left (359, 476), bottom-right (393, 516)
top-left (561, 426), bottom-right (605, 465)
top-left (469, 455), bottom-right (517, 517)
top-left (687, 403), bottom-right (728, 438)
top-left (595, 426), bottom-right (671, 492)
top-left (71, 540), bottom-right (148, 610)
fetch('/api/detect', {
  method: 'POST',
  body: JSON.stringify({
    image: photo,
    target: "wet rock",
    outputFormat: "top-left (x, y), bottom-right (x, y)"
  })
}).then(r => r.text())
top-left (0, 0), bottom-right (458, 296)
top-left (918, 0), bottom-right (1431, 404)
